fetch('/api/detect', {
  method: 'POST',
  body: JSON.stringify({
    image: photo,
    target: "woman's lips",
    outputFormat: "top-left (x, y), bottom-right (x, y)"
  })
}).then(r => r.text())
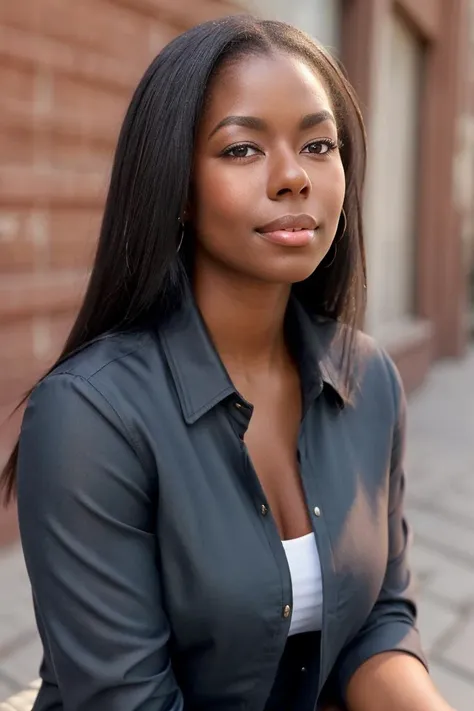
top-left (255, 214), bottom-right (318, 247)
top-left (256, 228), bottom-right (316, 247)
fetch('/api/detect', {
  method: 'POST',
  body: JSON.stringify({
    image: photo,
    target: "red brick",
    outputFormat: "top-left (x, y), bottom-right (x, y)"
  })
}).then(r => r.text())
top-left (1, 0), bottom-right (155, 65)
top-left (0, 58), bottom-right (35, 103)
top-left (53, 74), bottom-right (128, 136)
top-left (0, 359), bottom-right (44, 409)
top-left (2, 92), bottom-right (120, 152)
top-left (49, 208), bottom-right (100, 270)
top-left (0, 2), bottom-right (40, 32)
top-left (48, 311), bottom-right (76, 356)
top-left (0, 313), bottom-right (75, 413)
top-left (0, 270), bottom-right (87, 320)
top-left (0, 313), bottom-right (76, 410)
top-left (117, 0), bottom-right (245, 28)
top-left (0, 23), bottom-right (141, 91)
top-left (0, 0), bottom-right (244, 545)
top-left (0, 208), bottom-right (61, 273)
top-left (0, 313), bottom-right (74, 412)
top-left (0, 104), bottom-right (116, 173)
top-left (0, 238), bottom-right (35, 273)
top-left (49, 131), bottom-right (115, 174)
top-left (0, 319), bottom-right (34, 363)
top-left (0, 211), bottom-right (36, 272)
top-left (0, 125), bottom-right (34, 167)
top-left (0, 165), bottom-right (108, 207)
top-left (147, 21), bottom-right (181, 58)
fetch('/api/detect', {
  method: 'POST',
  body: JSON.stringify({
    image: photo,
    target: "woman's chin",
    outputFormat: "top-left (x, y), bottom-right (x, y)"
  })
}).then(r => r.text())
top-left (254, 256), bottom-right (321, 286)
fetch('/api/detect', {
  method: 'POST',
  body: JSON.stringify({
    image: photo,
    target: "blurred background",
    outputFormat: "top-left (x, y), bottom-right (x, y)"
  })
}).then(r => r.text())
top-left (0, 0), bottom-right (473, 708)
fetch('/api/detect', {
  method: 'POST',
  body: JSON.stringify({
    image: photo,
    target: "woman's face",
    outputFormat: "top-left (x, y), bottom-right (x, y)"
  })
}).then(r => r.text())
top-left (191, 51), bottom-right (345, 286)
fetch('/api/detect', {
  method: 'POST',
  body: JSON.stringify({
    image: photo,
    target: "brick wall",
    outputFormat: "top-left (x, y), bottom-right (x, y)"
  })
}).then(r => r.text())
top-left (0, 0), bottom-right (242, 544)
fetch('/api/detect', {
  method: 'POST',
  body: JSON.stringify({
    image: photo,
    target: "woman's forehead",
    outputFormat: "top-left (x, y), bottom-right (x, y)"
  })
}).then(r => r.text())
top-left (201, 52), bottom-right (335, 129)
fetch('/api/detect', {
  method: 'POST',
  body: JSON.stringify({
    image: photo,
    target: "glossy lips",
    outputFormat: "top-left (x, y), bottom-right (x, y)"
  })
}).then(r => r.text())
top-left (256, 214), bottom-right (317, 247)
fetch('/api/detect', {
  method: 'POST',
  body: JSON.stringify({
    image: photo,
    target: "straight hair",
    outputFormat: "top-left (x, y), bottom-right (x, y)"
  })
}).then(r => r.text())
top-left (1, 15), bottom-right (367, 504)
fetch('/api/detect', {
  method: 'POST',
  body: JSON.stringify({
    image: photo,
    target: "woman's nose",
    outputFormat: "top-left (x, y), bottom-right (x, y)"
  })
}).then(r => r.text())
top-left (267, 152), bottom-right (312, 199)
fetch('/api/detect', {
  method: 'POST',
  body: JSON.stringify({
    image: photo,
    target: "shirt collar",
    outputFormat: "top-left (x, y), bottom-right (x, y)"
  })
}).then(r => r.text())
top-left (158, 283), bottom-right (346, 425)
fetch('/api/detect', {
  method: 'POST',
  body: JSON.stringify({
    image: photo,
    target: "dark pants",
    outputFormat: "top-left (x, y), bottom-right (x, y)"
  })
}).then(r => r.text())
top-left (264, 632), bottom-right (320, 711)
top-left (263, 631), bottom-right (345, 711)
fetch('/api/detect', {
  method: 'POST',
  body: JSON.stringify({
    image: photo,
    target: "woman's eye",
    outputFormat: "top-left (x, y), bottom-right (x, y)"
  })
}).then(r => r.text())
top-left (303, 140), bottom-right (337, 155)
top-left (225, 144), bottom-right (259, 159)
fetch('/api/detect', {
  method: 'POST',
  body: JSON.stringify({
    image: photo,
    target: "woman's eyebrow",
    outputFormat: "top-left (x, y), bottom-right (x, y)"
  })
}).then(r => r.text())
top-left (299, 110), bottom-right (336, 130)
top-left (208, 110), bottom-right (336, 140)
top-left (208, 115), bottom-right (266, 139)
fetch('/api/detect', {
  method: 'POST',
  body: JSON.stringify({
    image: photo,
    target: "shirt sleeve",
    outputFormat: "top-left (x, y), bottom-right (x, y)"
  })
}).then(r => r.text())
top-left (17, 372), bottom-right (184, 711)
top-left (335, 351), bottom-right (428, 701)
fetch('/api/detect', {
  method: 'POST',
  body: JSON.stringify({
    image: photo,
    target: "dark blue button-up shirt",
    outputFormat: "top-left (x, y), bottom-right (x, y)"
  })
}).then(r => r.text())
top-left (17, 289), bottom-right (426, 711)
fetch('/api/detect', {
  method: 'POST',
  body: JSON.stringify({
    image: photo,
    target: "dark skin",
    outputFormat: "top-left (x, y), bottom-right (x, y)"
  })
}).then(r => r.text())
top-left (190, 51), bottom-right (454, 711)
top-left (192, 52), bottom-right (344, 540)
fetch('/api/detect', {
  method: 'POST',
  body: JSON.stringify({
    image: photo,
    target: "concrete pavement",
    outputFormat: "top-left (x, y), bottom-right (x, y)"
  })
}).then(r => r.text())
top-left (1, 348), bottom-right (474, 708)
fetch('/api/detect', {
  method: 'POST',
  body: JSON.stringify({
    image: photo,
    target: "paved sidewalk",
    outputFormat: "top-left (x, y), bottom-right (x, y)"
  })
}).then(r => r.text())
top-left (1, 348), bottom-right (474, 707)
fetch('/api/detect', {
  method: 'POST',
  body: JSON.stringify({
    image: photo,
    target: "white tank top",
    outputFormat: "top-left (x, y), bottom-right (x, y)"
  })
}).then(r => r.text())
top-left (281, 532), bottom-right (323, 636)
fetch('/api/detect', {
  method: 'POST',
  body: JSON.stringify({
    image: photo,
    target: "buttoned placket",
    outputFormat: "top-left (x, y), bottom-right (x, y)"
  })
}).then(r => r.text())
top-left (297, 404), bottom-right (340, 701)
top-left (229, 397), bottom-right (294, 634)
top-left (229, 391), bottom-right (337, 706)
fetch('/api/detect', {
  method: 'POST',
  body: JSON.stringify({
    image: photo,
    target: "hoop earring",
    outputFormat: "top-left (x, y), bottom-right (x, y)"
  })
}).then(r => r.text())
top-left (324, 208), bottom-right (346, 268)
top-left (338, 208), bottom-right (347, 239)
top-left (177, 219), bottom-right (185, 253)
top-left (324, 241), bottom-right (337, 268)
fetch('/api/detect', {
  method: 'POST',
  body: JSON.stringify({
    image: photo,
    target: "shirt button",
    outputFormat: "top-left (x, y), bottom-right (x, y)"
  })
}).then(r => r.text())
top-left (313, 506), bottom-right (321, 517)
top-left (301, 667), bottom-right (307, 673)
top-left (261, 504), bottom-right (268, 516)
top-left (234, 402), bottom-right (242, 409)
top-left (282, 604), bottom-right (291, 619)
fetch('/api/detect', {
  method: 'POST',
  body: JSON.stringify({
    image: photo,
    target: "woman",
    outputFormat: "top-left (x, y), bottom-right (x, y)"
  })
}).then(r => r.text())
top-left (1, 15), bottom-right (454, 711)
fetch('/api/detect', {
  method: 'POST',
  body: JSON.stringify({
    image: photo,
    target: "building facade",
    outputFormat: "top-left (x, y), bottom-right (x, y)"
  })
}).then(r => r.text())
top-left (0, 0), bottom-right (472, 544)
top-left (254, 0), bottom-right (473, 390)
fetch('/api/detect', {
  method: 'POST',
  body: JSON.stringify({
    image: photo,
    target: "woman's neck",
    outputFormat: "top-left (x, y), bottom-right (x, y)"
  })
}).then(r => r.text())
top-left (193, 268), bottom-right (291, 380)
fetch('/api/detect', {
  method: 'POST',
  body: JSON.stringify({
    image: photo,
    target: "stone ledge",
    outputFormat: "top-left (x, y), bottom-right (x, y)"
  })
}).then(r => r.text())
top-left (0, 680), bottom-right (39, 711)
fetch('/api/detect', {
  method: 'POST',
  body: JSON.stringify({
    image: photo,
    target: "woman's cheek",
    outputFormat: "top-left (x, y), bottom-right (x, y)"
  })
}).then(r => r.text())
top-left (196, 165), bottom-right (262, 221)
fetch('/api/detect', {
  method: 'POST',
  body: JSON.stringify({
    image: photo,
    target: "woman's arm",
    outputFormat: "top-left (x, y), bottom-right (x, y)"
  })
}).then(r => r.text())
top-left (335, 352), bottom-right (454, 711)
top-left (346, 652), bottom-right (454, 711)
top-left (17, 373), bottom-right (183, 711)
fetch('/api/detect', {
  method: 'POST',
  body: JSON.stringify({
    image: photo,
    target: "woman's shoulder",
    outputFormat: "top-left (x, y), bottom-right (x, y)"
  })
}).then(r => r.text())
top-left (313, 316), bottom-right (404, 416)
top-left (22, 328), bottom-right (161, 468)
top-left (351, 327), bottom-right (403, 403)
top-left (17, 332), bottom-right (158, 525)
top-left (50, 328), bottom-right (156, 383)
top-left (26, 328), bottom-right (161, 440)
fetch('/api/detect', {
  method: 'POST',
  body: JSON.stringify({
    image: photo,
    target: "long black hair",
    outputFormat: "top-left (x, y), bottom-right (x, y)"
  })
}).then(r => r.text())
top-left (1, 14), bottom-right (367, 503)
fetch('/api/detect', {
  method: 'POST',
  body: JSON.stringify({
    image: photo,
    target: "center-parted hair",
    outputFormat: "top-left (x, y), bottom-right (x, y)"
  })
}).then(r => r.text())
top-left (1, 15), bottom-right (367, 502)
